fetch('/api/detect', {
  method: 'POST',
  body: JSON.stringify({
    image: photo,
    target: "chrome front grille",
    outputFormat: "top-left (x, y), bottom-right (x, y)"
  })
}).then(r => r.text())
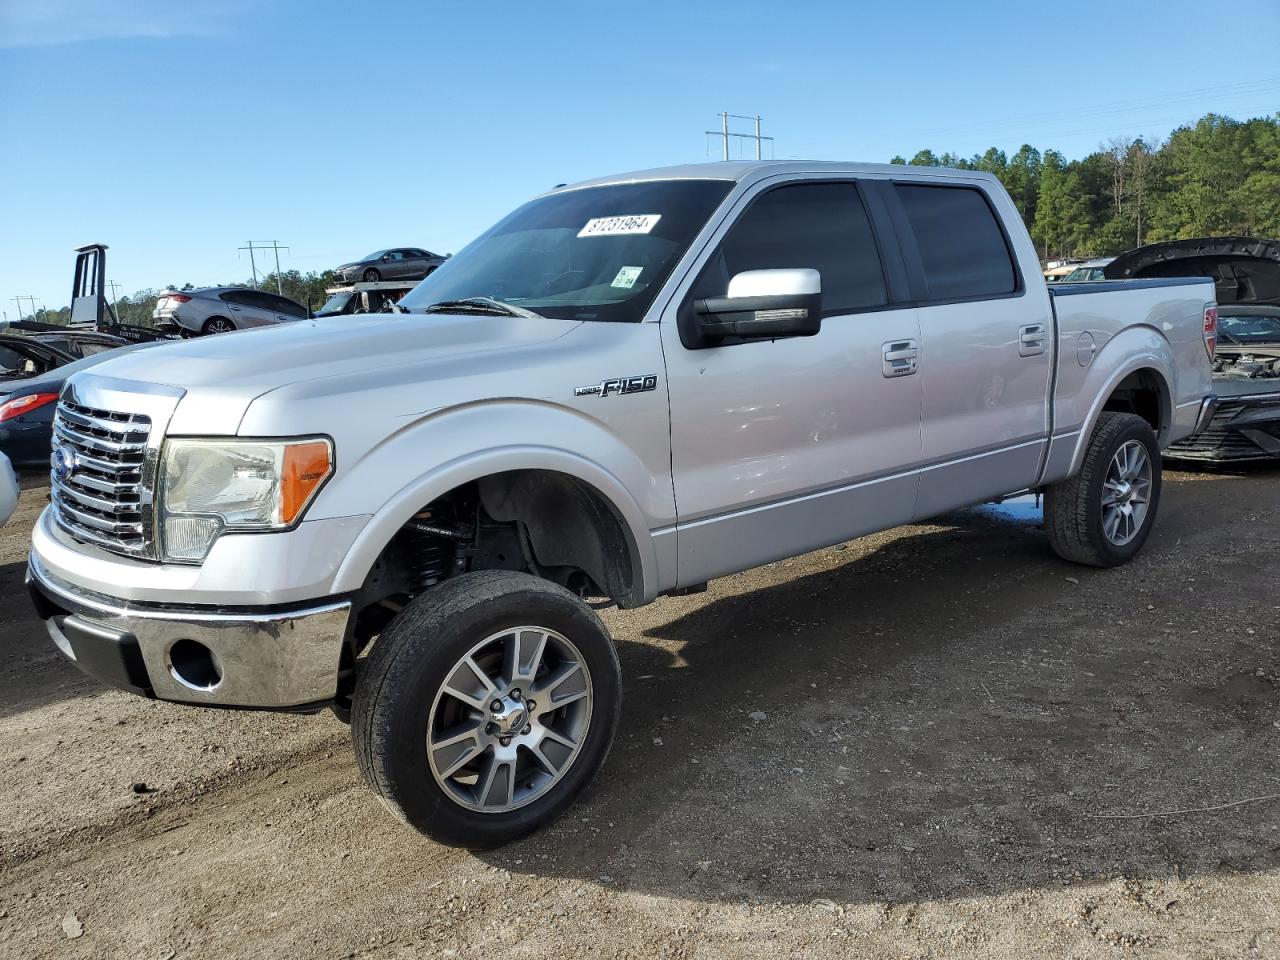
top-left (50, 400), bottom-right (154, 557)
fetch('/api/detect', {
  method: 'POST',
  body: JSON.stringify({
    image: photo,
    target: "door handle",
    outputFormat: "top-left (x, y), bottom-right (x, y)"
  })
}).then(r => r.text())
top-left (882, 339), bottom-right (918, 378)
top-left (1019, 323), bottom-right (1047, 357)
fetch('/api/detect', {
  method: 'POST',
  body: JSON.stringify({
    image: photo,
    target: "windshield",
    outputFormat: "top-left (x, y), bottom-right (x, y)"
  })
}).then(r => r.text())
top-left (1219, 311), bottom-right (1280, 344)
top-left (361, 250), bottom-right (389, 261)
top-left (316, 292), bottom-right (354, 316)
top-left (399, 179), bottom-right (733, 322)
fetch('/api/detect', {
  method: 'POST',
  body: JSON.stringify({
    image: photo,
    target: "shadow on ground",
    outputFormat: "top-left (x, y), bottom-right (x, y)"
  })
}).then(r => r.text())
top-left (471, 466), bottom-right (1280, 906)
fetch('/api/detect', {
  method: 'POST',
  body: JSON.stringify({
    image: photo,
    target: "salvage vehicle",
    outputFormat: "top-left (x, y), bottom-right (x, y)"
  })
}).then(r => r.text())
top-left (1165, 305), bottom-right (1280, 461)
top-left (334, 248), bottom-right (447, 283)
top-left (26, 161), bottom-right (1216, 849)
top-left (314, 281), bottom-right (417, 317)
top-left (153, 287), bottom-right (310, 335)
top-left (0, 344), bottom-right (157, 466)
top-left (0, 334), bottom-right (76, 404)
top-left (0, 451), bottom-right (16, 527)
top-left (1107, 238), bottom-right (1280, 463)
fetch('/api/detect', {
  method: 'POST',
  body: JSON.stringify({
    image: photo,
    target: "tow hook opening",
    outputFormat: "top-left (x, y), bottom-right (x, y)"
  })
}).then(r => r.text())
top-left (167, 639), bottom-right (223, 692)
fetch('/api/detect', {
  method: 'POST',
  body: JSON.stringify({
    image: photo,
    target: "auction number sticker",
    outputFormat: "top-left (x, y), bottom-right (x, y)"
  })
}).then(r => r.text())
top-left (578, 214), bottom-right (661, 237)
top-left (611, 266), bottom-right (643, 289)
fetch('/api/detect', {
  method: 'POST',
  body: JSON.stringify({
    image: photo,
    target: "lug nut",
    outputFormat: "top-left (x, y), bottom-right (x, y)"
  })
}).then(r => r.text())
top-left (500, 736), bottom-right (511, 746)
top-left (526, 700), bottom-right (536, 712)
top-left (510, 688), bottom-right (522, 701)
top-left (485, 722), bottom-right (496, 735)
top-left (490, 700), bottom-right (503, 712)
top-left (522, 724), bottom-right (532, 735)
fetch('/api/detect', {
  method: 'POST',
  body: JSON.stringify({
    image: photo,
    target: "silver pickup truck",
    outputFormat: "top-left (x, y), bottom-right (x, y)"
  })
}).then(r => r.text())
top-left (27, 161), bottom-right (1217, 848)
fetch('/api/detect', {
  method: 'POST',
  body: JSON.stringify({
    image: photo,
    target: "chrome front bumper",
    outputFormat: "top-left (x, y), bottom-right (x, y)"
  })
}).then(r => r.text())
top-left (26, 551), bottom-right (350, 709)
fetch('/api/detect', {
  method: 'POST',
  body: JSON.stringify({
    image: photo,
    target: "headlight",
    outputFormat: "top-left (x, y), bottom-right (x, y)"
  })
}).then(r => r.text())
top-left (160, 437), bottom-right (333, 562)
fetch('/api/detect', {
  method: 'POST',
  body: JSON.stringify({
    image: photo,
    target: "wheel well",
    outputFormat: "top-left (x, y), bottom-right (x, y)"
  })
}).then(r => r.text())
top-left (347, 469), bottom-right (640, 651)
top-left (1102, 369), bottom-right (1169, 442)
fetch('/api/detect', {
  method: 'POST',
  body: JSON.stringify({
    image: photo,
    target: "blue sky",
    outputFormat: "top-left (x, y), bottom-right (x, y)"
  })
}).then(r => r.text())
top-left (2, 0), bottom-right (1278, 316)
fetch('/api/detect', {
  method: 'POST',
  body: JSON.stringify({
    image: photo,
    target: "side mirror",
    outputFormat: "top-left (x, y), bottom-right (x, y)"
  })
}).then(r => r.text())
top-left (694, 269), bottom-right (822, 342)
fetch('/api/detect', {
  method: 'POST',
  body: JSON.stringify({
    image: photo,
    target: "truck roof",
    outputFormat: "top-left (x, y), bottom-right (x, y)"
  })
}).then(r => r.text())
top-left (555, 160), bottom-right (1002, 194)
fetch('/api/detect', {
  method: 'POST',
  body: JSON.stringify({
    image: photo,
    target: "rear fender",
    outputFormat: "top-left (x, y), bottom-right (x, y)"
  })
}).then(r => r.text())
top-left (1043, 325), bottom-right (1175, 484)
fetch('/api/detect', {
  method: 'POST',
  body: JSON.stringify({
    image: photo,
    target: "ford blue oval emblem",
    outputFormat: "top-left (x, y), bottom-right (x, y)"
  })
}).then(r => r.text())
top-left (51, 444), bottom-right (78, 481)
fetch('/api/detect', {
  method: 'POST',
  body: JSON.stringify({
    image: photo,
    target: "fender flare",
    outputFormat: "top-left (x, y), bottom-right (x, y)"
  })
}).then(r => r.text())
top-left (329, 445), bottom-right (659, 604)
top-left (1067, 354), bottom-right (1174, 477)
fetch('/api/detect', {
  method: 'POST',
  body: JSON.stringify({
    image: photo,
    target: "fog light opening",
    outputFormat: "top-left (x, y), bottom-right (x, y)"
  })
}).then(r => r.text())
top-left (168, 639), bottom-right (223, 692)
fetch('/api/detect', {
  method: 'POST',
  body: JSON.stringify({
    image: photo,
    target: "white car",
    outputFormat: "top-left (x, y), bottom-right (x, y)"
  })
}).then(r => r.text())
top-left (0, 451), bottom-right (17, 527)
top-left (153, 287), bottom-right (310, 336)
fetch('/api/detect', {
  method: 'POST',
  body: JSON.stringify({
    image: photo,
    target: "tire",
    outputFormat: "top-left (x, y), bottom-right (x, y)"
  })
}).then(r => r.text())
top-left (352, 570), bottom-right (622, 849)
top-left (362, 268), bottom-right (381, 282)
top-left (1044, 412), bottom-right (1162, 567)
top-left (201, 316), bottom-right (235, 335)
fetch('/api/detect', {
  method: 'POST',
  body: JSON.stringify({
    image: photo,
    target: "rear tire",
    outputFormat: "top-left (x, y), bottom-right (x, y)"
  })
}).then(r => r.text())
top-left (352, 571), bottom-right (622, 849)
top-left (1044, 412), bottom-right (1162, 567)
top-left (201, 316), bottom-right (235, 335)
top-left (363, 268), bottom-right (381, 282)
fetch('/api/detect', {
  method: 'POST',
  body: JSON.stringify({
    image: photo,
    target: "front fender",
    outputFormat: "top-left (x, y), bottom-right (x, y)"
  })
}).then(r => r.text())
top-left (321, 401), bottom-right (668, 603)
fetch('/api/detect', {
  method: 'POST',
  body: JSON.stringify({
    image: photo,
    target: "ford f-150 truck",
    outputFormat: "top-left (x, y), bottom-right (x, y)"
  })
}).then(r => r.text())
top-left (27, 161), bottom-right (1217, 848)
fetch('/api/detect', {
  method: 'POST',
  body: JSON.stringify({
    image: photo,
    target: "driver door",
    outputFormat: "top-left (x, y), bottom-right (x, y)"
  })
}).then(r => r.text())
top-left (660, 178), bottom-right (923, 587)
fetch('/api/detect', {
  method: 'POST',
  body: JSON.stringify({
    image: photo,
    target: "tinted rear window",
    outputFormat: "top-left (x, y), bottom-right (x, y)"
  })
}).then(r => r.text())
top-left (895, 184), bottom-right (1017, 300)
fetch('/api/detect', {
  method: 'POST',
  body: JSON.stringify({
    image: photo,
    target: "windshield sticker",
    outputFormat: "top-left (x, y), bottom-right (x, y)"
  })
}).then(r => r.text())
top-left (611, 266), bottom-right (643, 289)
top-left (578, 214), bottom-right (661, 238)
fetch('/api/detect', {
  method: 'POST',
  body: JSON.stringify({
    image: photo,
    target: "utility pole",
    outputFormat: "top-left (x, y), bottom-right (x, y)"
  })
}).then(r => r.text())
top-left (239, 241), bottom-right (260, 287)
top-left (13, 295), bottom-right (39, 321)
top-left (705, 113), bottom-right (774, 161)
top-left (238, 240), bottom-right (289, 293)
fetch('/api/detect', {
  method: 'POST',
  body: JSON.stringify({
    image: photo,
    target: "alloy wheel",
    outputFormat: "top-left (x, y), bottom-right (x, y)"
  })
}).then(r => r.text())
top-left (427, 626), bottom-right (593, 813)
top-left (1101, 439), bottom-right (1152, 546)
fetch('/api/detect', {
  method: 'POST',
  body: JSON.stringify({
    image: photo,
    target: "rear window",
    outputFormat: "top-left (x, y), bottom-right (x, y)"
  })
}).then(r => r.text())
top-left (895, 184), bottom-right (1017, 300)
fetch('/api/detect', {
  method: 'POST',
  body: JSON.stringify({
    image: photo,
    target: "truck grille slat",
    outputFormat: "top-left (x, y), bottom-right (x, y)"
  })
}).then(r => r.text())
top-left (51, 399), bottom-right (156, 558)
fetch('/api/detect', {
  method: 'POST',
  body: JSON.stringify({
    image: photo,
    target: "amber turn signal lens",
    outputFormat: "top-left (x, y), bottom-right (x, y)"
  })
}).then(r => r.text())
top-left (280, 440), bottom-right (332, 524)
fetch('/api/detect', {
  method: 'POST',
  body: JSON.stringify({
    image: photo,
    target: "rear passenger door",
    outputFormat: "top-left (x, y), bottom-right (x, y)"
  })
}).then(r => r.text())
top-left (662, 178), bottom-right (923, 586)
top-left (885, 181), bottom-right (1054, 518)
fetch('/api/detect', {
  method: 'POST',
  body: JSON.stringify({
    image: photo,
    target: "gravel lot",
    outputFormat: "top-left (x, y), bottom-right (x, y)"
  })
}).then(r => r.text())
top-left (1, 464), bottom-right (1277, 959)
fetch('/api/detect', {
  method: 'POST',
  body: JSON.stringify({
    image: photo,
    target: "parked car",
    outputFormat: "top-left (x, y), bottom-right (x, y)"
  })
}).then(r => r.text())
top-left (1043, 264), bottom-right (1078, 283)
top-left (0, 343), bottom-right (159, 466)
top-left (1060, 257), bottom-right (1114, 281)
top-left (1107, 238), bottom-right (1280, 463)
top-left (334, 248), bottom-right (446, 283)
top-left (28, 160), bottom-right (1215, 849)
top-left (0, 334), bottom-right (76, 404)
top-left (153, 287), bottom-right (310, 336)
top-left (314, 281), bottom-right (417, 317)
top-left (0, 451), bottom-right (16, 527)
top-left (29, 330), bottom-right (127, 359)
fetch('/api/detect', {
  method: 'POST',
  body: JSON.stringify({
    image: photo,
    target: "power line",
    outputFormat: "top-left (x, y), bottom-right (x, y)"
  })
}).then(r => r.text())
top-left (705, 112), bottom-right (774, 161)
top-left (237, 240), bottom-right (290, 294)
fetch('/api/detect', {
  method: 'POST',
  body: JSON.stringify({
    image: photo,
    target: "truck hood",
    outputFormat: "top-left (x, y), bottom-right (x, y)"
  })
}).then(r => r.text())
top-left (70, 312), bottom-right (582, 434)
top-left (1104, 237), bottom-right (1280, 306)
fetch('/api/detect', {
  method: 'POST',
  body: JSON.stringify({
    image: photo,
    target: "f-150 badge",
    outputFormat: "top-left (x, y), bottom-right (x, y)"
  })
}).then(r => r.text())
top-left (574, 375), bottom-right (658, 398)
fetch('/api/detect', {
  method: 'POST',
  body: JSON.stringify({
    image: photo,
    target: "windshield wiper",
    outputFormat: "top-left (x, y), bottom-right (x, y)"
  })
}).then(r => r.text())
top-left (422, 297), bottom-right (544, 319)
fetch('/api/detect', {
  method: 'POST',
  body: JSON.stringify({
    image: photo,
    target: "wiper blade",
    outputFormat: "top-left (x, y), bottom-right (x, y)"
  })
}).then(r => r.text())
top-left (422, 297), bottom-right (543, 319)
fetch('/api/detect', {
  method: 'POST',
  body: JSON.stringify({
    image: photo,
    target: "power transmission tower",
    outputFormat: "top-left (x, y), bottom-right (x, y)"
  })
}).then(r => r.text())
top-left (238, 240), bottom-right (290, 294)
top-left (705, 112), bottom-right (774, 161)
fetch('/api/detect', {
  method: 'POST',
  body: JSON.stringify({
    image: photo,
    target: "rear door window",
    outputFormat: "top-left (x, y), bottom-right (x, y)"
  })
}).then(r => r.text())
top-left (706, 182), bottom-right (888, 316)
top-left (894, 184), bottom-right (1017, 300)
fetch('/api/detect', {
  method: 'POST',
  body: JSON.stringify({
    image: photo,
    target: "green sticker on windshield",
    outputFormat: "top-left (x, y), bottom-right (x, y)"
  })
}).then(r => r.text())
top-left (611, 266), bottom-right (643, 289)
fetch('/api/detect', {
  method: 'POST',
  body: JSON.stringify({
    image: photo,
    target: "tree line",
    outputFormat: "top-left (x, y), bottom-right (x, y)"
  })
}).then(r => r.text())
top-left (891, 112), bottom-right (1280, 260)
top-left (9, 110), bottom-right (1278, 328)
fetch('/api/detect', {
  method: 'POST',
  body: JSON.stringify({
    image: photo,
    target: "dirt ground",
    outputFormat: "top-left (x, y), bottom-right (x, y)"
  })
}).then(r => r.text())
top-left (1, 463), bottom-right (1277, 960)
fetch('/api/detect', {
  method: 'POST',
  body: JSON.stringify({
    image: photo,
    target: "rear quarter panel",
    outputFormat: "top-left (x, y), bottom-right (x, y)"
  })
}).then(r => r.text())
top-left (1043, 278), bottom-right (1214, 483)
